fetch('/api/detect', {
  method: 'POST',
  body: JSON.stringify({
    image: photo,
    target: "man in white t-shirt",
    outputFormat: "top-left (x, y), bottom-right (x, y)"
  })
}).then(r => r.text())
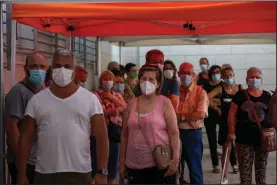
top-left (16, 49), bottom-right (109, 184)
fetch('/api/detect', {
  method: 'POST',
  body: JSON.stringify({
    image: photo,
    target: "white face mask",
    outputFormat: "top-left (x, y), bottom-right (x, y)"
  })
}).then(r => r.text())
top-left (52, 67), bottom-right (74, 87)
top-left (103, 81), bottom-right (114, 90)
top-left (140, 81), bottom-right (156, 95)
top-left (164, 70), bottom-right (174, 79)
top-left (79, 82), bottom-right (85, 87)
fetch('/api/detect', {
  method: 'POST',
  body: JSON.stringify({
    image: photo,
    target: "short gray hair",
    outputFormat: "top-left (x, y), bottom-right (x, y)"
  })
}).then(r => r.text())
top-left (247, 67), bottom-right (262, 76)
top-left (52, 49), bottom-right (76, 66)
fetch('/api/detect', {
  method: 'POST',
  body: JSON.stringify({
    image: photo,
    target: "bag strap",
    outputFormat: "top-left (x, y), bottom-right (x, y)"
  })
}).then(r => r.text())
top-left (20, 81), bottom-right (37, 94)
top-left (136, 97), bottom-right (154, 151)
top-left (243, 90), bottom-right (262, 129)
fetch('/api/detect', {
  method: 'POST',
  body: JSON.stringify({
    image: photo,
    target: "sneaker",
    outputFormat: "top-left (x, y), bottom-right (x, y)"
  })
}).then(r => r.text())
top-left (213, 166), bottom-right (220, 173)
top-left (222, 178), bottom-right (229, 184)
top-left (232, 165), bottom-right (239, 173)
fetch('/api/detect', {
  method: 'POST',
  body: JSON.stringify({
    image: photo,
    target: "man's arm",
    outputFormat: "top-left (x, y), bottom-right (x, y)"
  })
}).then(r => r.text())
top-left (16, 115), bottom-right (36, 176)
top-left (4, 90), bottom-right (25, 155)
top-left (91, 114), bottom-right (109, 170)
top-left (269, 92), bottom-right (276, 129)
top-left (182, 89), bottom-right (209, 122)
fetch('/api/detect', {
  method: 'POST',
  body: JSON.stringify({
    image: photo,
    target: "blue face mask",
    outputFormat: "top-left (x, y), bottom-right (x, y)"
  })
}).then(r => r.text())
top-left (211, 74), bottom-right (221, 81)
top-left (224, 77), bottom-right (235, 85)
top-left (102, 81), bottom-right (114, 90)
top-left (200, 64), bottom-right (208, 72)
top-left (115, 83), bottom-right (125, 92)
top-left (181, 75), bottom-right (193, 86)
top-left (29, 70), bottom-right (46, 85)
top-left (248, 78), bottom-right (261, 89)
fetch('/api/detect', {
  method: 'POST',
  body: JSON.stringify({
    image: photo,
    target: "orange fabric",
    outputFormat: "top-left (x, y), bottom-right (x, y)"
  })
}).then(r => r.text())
top-left (177, 83), bottom-right (209, 129)
top-left (11, 2), bottom-right (276, 37)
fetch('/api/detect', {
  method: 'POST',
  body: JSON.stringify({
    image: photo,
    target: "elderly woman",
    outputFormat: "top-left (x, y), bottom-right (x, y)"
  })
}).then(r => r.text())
top-left (90, 70), bottom-right (126, 184)
top-left (228, 67), bottom-right (273, 184)
top-left (208, 67), bottom-right (239, 184)
top-left (119, 65), bottom-right (180, 184)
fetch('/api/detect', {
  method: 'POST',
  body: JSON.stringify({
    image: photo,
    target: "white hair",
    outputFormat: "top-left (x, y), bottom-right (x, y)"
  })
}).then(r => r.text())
top-left (52, 49), bottom-right (76, 66)
top-left (247, 67), bottom-right (262, 75)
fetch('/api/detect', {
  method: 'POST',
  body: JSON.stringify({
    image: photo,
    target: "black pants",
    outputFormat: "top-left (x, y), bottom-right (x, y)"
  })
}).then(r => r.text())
top-left (35, 172), bottom-right (91, 184)
top-left (8, 162), bottom-right (35, 184)
top-left (127, 166), bottom-right (176, 184)
top-left (229, 142), bottom-right (237, 166)
top-left (204, 120), bottom-right (219, 167)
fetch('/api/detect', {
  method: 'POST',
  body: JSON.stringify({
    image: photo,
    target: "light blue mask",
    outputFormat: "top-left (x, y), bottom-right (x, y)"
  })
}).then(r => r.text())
top-left (247, 78), bottom-right (261, 89)
top-left (224, 77), bottom-right (235, 85)
top-left (115, 83), bottom-right (125, 92)
top-left (200, 64), bottom-right (208, 72)
top-left (29, 70), bottom-right (46, 85)
top-left (211, 74), bottom-right (221, 81)
top-left (102, 81), bottom-right (114, 90)
top-left (181, 75), bottom-right (193, 86)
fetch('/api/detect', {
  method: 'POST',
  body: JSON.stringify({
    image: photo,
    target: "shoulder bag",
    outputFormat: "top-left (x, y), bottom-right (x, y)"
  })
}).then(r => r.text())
top-left (244, 90), bottom-right (276, 152)
top-left (96, 91), bottom-right (122, 143)
top-left (136, 97), bottom-right (173, 169)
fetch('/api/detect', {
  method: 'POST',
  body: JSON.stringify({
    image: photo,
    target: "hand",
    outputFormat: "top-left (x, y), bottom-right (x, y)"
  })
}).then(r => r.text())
top-left (102, 92), bottom-right (116, 101)
top-left (164, 158), bottom-right (179, 177)
top-left (94, 173), bottom-right (107, 184)
top-left (17, 174), bottom-right (29, 185)
top-left (227, 133), bottom-right (236, 142)
top-left (119, 164), bottom-right (125, 182)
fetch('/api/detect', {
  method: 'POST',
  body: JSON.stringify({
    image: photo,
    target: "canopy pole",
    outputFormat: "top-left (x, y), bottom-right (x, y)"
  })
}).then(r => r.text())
top-left (119, 41), bottom-right (122, 64)
top-left (0, 2), bottom-right (6, 185)
top-left (96, 37), bottom-right (101, 78)
top-left (6, 4), bottom-right (16, 88)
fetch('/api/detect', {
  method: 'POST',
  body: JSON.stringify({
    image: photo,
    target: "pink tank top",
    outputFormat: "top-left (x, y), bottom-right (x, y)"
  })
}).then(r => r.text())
top-left (125, 95), bottom-right (170, 169)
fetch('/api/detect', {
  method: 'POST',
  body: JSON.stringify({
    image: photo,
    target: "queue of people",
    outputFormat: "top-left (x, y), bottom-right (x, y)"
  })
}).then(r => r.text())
top-left (3, 48), bottom-right (276, 185)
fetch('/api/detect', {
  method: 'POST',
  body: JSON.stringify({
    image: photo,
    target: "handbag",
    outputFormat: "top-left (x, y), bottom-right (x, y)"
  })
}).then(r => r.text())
top-left (96, 91), bottom-right (122, 142)
top-left (136, 97), bottom-right (173, 169)
top-left (244, 90), bottom-right (276, 152)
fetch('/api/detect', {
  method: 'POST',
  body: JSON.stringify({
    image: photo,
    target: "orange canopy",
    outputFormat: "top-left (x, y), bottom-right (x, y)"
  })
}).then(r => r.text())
top-left (12, 2), bottom-right (276, 37)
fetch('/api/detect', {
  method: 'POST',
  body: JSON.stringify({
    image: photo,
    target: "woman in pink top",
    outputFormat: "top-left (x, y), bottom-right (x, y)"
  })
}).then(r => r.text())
top-left (119, 65), bottom-right (180, 184)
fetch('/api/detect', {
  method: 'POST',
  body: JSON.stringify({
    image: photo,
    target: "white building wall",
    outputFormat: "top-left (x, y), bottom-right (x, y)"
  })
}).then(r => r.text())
top-left (113, 44), bottom-right (276, 91)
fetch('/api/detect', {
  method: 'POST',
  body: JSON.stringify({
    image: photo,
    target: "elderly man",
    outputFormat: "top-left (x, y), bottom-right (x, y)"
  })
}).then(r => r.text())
top-left (16, 49), bottom-right (109, 184)
top-left (177, 62), bottom-right (209, 185)
top-left (5, 52), bottom-right (48, 184)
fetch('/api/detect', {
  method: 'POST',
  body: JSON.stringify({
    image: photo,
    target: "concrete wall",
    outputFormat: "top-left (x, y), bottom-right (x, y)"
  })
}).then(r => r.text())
top-left (113, 44), bottom-right (276, 91)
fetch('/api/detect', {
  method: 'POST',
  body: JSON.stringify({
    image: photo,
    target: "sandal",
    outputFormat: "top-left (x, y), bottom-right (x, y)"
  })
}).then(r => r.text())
top-left (232, 165), bottom-right (239, 173)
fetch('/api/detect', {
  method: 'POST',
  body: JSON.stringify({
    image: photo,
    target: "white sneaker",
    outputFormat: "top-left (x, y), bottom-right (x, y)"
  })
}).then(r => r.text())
top-left (222, 178), bottom-right (229, 184)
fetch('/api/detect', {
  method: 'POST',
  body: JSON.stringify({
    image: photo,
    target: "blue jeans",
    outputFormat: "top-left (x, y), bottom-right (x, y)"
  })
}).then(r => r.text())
top-left (179, 128), bottom-right (204, 185)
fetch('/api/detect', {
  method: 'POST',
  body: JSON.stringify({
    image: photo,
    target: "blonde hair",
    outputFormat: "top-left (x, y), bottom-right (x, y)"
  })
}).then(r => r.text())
top-left (99, 70), bottom-right (116, 88)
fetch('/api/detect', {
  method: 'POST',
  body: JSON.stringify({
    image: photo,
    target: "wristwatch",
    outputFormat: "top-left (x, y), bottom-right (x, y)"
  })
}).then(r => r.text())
top-left (96, 169), bottom-right (108, 176)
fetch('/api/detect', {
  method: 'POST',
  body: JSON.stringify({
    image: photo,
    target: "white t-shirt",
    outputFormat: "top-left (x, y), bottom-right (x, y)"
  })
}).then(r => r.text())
top-left (25, 87), bottom-right (103, 174)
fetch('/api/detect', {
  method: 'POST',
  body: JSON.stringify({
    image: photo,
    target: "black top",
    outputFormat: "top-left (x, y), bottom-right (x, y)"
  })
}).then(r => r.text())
top-left (220, 83), bottom-right (235, 125)
top-left (203, 81), bottom-right (222, 122)
top-left (197, 73), bottom-right (209, 88)
top-left (232, 90), bottom-right (272, 146)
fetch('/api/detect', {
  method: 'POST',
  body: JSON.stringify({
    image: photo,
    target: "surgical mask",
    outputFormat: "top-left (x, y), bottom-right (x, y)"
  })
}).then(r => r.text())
top-left (79, 82), bottom-right (85, 87)
top-left (224, 77), bottom-right (235, 85)
top-left (211, 74), bottom-right (221, 81)
top-left (140, 81), bottom-right (156, 95)
top-left (29, 70), bottom-right (46, 85)
top-left (52, 67), bottom-right (74, 87)
top-left (164, 70), bottom-right (174, 79)
top-left (200, 64), bottom-right (208, 71)
top-left (115, 83), bottom-right (125, 92)
top-left (102, 81), bottom-right (113, 90)
top-left (181, 75), bottom-right (193, 86)
top-left (129, 71), bottom-right (137, 79)
top-left (247, 78), bottom-right (261, 89)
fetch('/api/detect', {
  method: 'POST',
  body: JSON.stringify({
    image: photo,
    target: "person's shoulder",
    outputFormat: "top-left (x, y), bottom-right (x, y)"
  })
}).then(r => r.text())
top-left (195, 84), bottom-right (207, 95)
top-left (262, 90), bottom-right (271, 99)
top-left (6, 82), bottom-right (26, 96)
top-left (78, 87), bottom-right (98, 99)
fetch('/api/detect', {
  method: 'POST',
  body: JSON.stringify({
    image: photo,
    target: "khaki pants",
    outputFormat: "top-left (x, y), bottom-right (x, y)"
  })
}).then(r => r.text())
top-left (35, 172), bottom-right (91, 184)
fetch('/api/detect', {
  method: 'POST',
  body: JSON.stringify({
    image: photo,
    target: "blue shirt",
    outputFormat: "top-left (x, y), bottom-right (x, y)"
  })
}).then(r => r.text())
top-left (161, 78), bottom-right (180, 97)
